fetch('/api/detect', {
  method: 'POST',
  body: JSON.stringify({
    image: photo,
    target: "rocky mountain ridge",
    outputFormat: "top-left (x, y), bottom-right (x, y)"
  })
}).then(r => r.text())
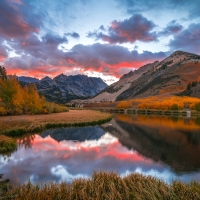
top-left (36, 74), bottom-right (107, 103)
top-left (90, 50), bottom-right (200, 102)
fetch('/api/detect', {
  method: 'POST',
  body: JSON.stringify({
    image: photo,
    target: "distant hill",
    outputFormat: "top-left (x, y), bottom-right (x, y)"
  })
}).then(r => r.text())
top-left (90, 50), bottom-right (200, 102)
top-left (36, 74), bottom-right (107, 103)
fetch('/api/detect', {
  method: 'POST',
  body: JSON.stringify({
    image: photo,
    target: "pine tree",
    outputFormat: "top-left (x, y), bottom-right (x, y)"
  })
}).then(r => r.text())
top-left (0, 66), bottom-right (7, 80)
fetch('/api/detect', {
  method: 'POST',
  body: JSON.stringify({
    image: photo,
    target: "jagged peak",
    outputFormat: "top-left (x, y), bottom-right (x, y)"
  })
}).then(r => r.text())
top-left (41, 76), bottom-right (52, 81)
top-left (54, 73), bottom-right (68, 81)
top-left (56, 73), bottom-right (67, 77)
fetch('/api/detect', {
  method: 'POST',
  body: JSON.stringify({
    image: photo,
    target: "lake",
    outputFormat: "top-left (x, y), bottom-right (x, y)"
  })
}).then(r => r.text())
top-left (1, 114), bottom-right (200, 185)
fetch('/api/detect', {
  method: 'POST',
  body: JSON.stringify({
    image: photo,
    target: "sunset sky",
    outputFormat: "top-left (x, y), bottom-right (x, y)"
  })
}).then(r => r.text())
top-left (0, 0), bottom-right (200, 84)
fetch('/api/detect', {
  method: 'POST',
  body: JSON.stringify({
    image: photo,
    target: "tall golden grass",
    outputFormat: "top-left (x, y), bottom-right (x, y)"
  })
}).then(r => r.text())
top-left (2, 171), bottom-right (200, 200)
top-left (0, 110), bottom-right (112, 136)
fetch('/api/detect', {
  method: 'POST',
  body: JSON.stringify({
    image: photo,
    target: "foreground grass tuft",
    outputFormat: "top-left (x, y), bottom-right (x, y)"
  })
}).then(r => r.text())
top-left (0, 135), bottom-right (17, 154)
top-left (2, 172), bottom-right (200, 200)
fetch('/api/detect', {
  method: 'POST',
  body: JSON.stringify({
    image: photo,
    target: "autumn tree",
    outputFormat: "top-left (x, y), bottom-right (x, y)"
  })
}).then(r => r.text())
top-left (0, 66), bottom-right (7, 80)
top-left (0, 67), bottom-right (68, 115)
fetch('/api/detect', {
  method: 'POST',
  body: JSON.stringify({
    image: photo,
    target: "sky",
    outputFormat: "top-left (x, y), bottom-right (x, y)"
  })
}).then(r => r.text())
top-left (0, 0), bottom-right (200, 84)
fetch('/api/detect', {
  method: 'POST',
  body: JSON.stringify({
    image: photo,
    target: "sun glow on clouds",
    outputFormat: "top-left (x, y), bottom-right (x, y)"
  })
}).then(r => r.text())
top-left (0, 0), bottom-right (200, 82)
top-left (84, 71), bottom-right (119, 85)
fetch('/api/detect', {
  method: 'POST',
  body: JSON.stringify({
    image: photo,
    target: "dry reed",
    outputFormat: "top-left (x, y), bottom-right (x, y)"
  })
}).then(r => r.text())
top-left (2, 171), bottom-right (200, 200)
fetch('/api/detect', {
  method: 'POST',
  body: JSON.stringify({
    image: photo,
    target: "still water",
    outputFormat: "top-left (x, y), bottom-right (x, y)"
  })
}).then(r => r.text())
top-left (1, 114), bottom-right (200, 185)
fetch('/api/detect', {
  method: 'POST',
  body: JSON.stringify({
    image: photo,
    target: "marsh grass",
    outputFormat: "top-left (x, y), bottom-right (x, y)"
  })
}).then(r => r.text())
top-left (0, 135), bottom-right (17, 154)
top-left (2, 171), bottom-right (200, 200)
top-left (0, 110), bottom-right (112, 137)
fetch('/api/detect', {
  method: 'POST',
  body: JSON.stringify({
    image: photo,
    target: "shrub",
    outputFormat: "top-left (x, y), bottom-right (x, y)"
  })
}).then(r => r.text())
top-left (0, 106), bottom-right (7, 115)
top-left (171, 104), bottom-right (179, 110)
top-left (195, 103), bottom-right (200, 111)
top-left (0, 135), bottom-right (17, 153)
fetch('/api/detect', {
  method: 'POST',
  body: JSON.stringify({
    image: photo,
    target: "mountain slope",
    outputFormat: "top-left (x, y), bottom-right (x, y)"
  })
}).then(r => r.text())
top-left (90, 50), bottom-right (200, 102)
top-left (36, 74), bottom-right (107, 103)
top-left (90, 61), bottom-right (159, 102)
top-left (117, 51), bottom-right (200, 100)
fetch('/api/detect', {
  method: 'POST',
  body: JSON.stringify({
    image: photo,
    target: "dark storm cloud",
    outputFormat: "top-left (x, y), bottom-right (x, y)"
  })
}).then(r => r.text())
top-left (87, 14), bottom-right (157, 44)
top-left (65, 32), bottom-right (80, 39)
top-left (159, 20), bottom-right (183, 37)
top-left (168, 23), bottom-right (200, 53)
top-left (0, 0), bottom-right (42, 39)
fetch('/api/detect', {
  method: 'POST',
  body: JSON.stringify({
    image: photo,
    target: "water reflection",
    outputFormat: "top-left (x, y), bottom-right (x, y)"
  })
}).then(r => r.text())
top-left (0, 115), bottom-right (200, 185)
top-left (41, 126), bottom-right (105, 142)
top-left (105, 115), bottom-right (200, 173)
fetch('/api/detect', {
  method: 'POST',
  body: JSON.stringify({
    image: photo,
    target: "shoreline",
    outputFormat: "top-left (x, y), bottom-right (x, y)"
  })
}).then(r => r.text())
top-left (89, 107), bottom-right (200, 117)
top-left (0, 110), bottom-right (112, 136)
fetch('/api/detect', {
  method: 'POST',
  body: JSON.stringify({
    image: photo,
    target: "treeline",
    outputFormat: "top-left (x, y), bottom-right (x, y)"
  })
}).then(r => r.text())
top-left (116, 96), bottom-right (200, 111)
top-left (0, 67), bottom-right (68, 115)
top-left (187, 80), bottom-right (199, 90)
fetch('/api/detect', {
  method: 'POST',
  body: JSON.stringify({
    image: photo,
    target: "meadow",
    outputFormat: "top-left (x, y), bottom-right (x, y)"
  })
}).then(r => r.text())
top-left (0, 110), bottom-right (112, 136)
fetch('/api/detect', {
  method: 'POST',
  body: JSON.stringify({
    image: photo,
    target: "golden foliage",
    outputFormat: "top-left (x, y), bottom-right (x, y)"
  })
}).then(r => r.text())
top-left (0, 76), bottom-right (67, 115)
top-left (116, 96), bottom-right (200, 110)
top-left (116, 100), bottom-right (132, 108)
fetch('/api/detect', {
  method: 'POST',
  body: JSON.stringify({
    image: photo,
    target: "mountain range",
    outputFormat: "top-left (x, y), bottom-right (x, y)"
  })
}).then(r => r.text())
top-left (18, 50), bottom-right (200, 103)
top-left (90, 50), bottom-right (200, 102)
top-left (19, 74), bottom-right (107, 103)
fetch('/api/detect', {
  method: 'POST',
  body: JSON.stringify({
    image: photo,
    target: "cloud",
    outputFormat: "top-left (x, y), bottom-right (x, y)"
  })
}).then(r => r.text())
top-left (64, 43), bottom-right (166, 77)
top-left (4, 40), bottom-right (166, 78)
top-left (0, 0), bottom-right (42, 39)
top-left (4, 33), bottom-right (69, 77)
top-left (115, 0), bottom-right (200, 19)
top-left (6, 33), bottom-right (68, 60)
top-left (168, 23), bottom-right (200, 54)
top-left (87, 14), bottom-right (157, 44)
top-left (0, 41), bottom-right (8, 62)
top-left (159, 20), bottom-right (183, 37)
top-left (65, 32), bottom-right (80, 39)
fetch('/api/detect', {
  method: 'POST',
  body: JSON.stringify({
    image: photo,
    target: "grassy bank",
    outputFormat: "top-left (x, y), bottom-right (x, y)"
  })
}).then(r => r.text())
top-left (0, 110), bottom-right (112, 136)
top-left (0, 135), bottom-right (17, 154)
top-left (1, 171), bottom-right (200, 200)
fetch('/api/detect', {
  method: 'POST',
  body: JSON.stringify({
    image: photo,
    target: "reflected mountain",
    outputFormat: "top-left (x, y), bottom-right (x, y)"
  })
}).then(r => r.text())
top-left (102, 114), bottom-right (200, 173)
top-left (41, 126), bottom-right (105, 142)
